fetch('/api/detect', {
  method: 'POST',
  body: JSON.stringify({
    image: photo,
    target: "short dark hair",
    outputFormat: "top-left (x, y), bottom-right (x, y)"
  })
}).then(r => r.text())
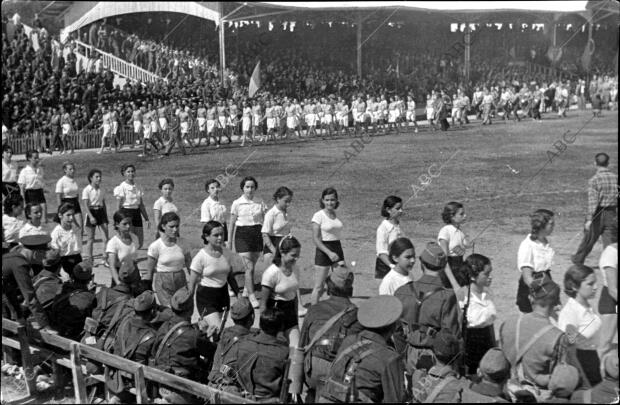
top-left (273, 235), bottom-right (301, 266)
top-left (465, 253), bottom-right (491, 282)
top-left (3, 194), bottom-right (23, 214)
top-left (595, 153), bottom-right (609, 167)
top-left (25, 149), bottom-right (38, 161)
top-left (87, 169), bottom-right (101, 183)
top-left (529, 209), bottom-right (554, 241)
top-left (441, 202), bottom-right (463, 224)
top-left (158, 212), bottom-right (180, 232)
top-left (240, 176), bottom-right (258, 190)
top-left (388, 237), bottom-right (415, 264)
top-left (259, 308), bottom-right (282, 335)
top-left (381, 195), bottom-right (402, 218)
top-left (319, 187), bottom-right (339, 209)
top-left (205, 178), bottom-right (220, 192)
top-left (23, 203), bottom-right (39, 220)
top-left (563, 264), bottom-right (594, 298)
top-left (57, 201), bottom-right (76, 217)
top-left (273, 186), bottom-right (293, 201)
top-left (120, 164), bottom-right (135, 175)
top-left (113, 210), bottom-right (133, 229)
top-left (3, 144), bottom-right (12, 153)
top-left (201, 220), bottom-right (224, 244)
top-left (158, 178), bottom-right (174, 189)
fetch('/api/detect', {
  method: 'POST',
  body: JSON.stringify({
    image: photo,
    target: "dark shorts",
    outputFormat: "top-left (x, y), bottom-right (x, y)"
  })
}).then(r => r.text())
top-left (1, 182), bottom-right (20, 198)
top-left (62, 197), bottom-right (82, 214)
top-left (25, 188), bottom-right (46, 205)
top-left (263, 235), bottom-right (282, 255)
top-left (516, 270), bottom-right (551, 313)
top-left (267, 298), bottom-right (298, 330)
top-left (464, 325), bottom-right (496, 375)
top-left (234, 225), bottom-right (262, 253)
top-left (196, 284), bottom-right (230, 316)
top-left (375, 257), bottom-right (391, 279)
top-left (314, 240), bottom-right (344, 266)
top-left (85, 206), bottom-right (108, 227)
top-left (121, 207), bottom-right (143, 228)
top-left (576, 349), bottom-right (602, 386)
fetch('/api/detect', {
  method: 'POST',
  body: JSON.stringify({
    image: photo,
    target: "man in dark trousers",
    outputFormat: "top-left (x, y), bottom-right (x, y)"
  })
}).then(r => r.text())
top-left (298, 264), bottom-right (363, 402)
top-left (320, 295), bottom-right (408, 403)
top-left (572, 153), bottom-right (618, 264)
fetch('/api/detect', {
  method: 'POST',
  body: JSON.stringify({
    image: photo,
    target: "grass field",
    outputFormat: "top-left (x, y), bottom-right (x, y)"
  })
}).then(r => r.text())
top-left (28, 110), bottom-right (618, 328)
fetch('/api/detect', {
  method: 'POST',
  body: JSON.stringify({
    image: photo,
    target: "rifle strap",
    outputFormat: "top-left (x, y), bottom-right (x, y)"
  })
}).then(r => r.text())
top-left (154, 321), bottom-right (191, 360)
top-left (424, 375), bottom-right (458, 403)
top-left (515, 314), bottom-right (555, 364)
top-left (100, 298), bottom-right (128, 344)
top-left (303, 306), bottom-right (355, 352)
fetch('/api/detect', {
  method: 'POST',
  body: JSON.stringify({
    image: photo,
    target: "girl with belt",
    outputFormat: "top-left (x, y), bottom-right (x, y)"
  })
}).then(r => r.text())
top-left (105, 211), bottom-right (138, 287)
top-left (18, 150), bottom-right (47, 224)
top-left (113, 164), bottom-right (150, 249)
top-left (144, 212), bottom-right (191, 307)
top-left (55, 162), bottom-right (82, 229)
top-left (262, 186), bottom-right (293, 263)
top-left (50, 202), bottom-right (83, 277)
top-left (228, 176), bottom-right (266, 309)
top-left (375, 195), bottom-right (404, 279)
top-left (82, 169), bottom-right (109, 263)
top-left (516, 209), bottom-right (555, 313)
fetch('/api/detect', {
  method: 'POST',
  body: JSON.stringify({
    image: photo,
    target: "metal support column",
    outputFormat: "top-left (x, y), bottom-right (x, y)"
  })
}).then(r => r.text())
top-left (218, 1), bottom-right (226, 86)
top-left (356, 12), bottom-right (362, 78)
top-left (464, 23), bottom-right (471, 83)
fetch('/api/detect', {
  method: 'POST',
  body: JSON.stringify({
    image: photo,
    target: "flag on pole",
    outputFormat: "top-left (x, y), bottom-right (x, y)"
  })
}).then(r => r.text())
top-left (249, 61), bottom-right (261, 97)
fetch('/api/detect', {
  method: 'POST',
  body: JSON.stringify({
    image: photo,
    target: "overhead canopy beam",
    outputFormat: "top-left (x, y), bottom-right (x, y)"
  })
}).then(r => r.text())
top-left (224, 9), bottom-right (295, 23)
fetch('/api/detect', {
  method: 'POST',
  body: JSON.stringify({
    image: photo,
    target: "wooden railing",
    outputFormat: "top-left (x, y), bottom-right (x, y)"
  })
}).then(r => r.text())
top-left (2, 318), bottom-right (256, 404)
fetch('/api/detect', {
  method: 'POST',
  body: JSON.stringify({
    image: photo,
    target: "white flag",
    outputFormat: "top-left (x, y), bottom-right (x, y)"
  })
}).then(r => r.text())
top-left (249, 61), bottom-right (261, 97)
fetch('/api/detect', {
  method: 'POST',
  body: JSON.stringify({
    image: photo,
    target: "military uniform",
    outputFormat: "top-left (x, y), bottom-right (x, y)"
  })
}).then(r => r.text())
top-left (235, 331), bottom-right (289, 400)
top-left (32, 268), bottom-right (63, 311)
top-left (51, 263), bottom-right (96, 340)
top-left (208, 323), bottom-right (258, 387)
top-left (410, 364), bottom-right (469, 403)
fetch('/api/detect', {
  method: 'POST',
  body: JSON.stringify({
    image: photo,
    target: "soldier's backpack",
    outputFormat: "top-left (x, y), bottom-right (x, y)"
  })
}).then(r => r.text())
top-left (150, 321), bottom-right (191, 376)
top-left (318, 340), bottom-right (377, 403)
top-left (394, 282), bottom-right (446, 348)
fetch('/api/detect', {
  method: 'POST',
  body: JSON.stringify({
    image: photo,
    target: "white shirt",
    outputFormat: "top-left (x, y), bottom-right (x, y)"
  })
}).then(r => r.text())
top-left (55, 175), bottom-right (79, 198)
top-left (190, 248), bottom-right (232, 288)
top-left (261, 263), bottom-right (299, 301)
top-left (457, 287), bottom-right (497, 328)
top-left (558, 297), bottom-right (602, 350)
top-left (106, 234), bottom-right (139, 265)
top-left (517, 234), bottom-right (555, 273)
top-left (599, 244), bottom-right (617, 287)
top-left (230, 195), bottom-right (265, 226)
top-left (147, 238), bottom-right (188, 273)
top-left (18, 222), bottom-right (47, 238)
top-left (376, 219), bottom-right (404, 256)
top-left (2, 215), bottom-right (24, 243)
top-left (437, 224), bottom-right (468, 257)
top-left (17, 165), bottom-right (44, 190)
top-left (261, 205), bottom-right (291, 237)
top-left (311, 210), bottom-right (343, 241)
top-left (50, 224), bottom-right (82, 256)
top-left (82, 184), bottom-right (105, 207)
top-left (378, 269), bottom-right (411, 295)
top-left (113, 181), bottom-right (144, 209)
top-left (2, 160), bottom-right (18, 182)
top-left (153, 197), bottom-right (178, 215)
top-left (200, 196), bottom-right (227, 223)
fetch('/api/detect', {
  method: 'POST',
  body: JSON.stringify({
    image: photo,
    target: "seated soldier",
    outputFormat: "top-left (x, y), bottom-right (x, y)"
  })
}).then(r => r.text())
top-left (235, 308), bottom-right (289, 401)
top-left (410, 330), bottom-right (469, 403)
top-left (208, 297), bottom-right (258, 391)
top-left (32, 249), bottom-right (63, 313)
top-left (546, 364), bottom-right (581, 403)
top-left (107, 290), bottom-right (159, 402)
top-left (320, 295), bottom-right (408, 403)
top-left (462, 347), bottom-right (511, 403)
top-left (50, 261), bottom-right (96, 340)
top-left (151, 287), bottom-right (216, 404)
top-left (299, 264), bottom-right (362, 402)
top-left (571, 349), bottom-right (619, 404)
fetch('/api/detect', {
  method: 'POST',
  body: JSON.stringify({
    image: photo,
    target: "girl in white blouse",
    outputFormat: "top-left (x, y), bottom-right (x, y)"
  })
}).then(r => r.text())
top-left (516, 209), bottom-right (555, 313)
top-left (2, 194), bottom-right (24, 247)
top-left (50, 202), bottom-right (83, 278)
top-left (228, 176), bottom-right (266, 308)
top-left (262, 186), bottom-right (293, 261)
top-left (106, 210), bottom-right (139, 286)
top-left (2, 144), bottom-right (19, 199)
top-left (438, 201), bottom-right (474, 288)
top-left (153, 178), bottom-right (178, 239)
top-left (113, 164), bottom-right (150, 249)
top-left (19, 203), bottom-right (48, 238)
top-left (200, 179), bottom-right (228, 240)
top-left (310, 187), bottom-right (345, 305)
top-left (457, 253), bottom-right (498, 375)
top-left (375, 195), bottom-right (404, 279)
top-left (55, 161), bottom-right (82, 229)
top-left (18, 150), bottom-right (47, 224)
top-left (559, 264), bottom-right (602, 386)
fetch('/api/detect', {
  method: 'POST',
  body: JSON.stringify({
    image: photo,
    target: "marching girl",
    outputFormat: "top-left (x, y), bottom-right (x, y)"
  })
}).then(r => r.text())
top-left (113, 164), bottom-right (150, 249)
top-left (18, 150), bottom-right (47, 224)
top-left (262, 186), bottom-right (293, 263)
top-left (55, 161), bottom-right (82, 229)
top-left (188, 221), bottom-right (242, 335)
top-left (200, 179), bottom-right (227, 236)
top-left (438, 201), bottom-right (474, 289)
top-left (379, 238), bottom-right (416, 295)
top-left (241, 101), bottom-right (252, 146)
top-left (2, 144), bottom-right (19, 199)
top-left (50, 202), bottom-right (83, 277)
top-left (310, 187), bottom-right (345, 305)
top-left (19, 203), bottom-right (48, 238)
top-left (105, 210), bottom-right (138, 287)
top-left (228, 176), bottom-right (266, 309)
top-left (81, 169), bottom-right (109, 262)
top-left (2, 194), bottom-right (24, 247)
top-left (375, 195), bottom-right (405, 279)
top-left (153, 178), bottom-right (178, 238)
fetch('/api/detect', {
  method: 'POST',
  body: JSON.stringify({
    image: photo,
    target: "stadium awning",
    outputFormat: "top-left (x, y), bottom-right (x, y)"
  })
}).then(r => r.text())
top-left (60, 1), bottom-right (220, 42)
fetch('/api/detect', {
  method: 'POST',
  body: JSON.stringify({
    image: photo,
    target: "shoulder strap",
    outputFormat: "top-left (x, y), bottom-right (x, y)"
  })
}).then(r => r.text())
top-left (100, 299), bottom-right (130, 343)
top-left (514, 316), bottom-right (555, 364)
top-left (332, 339), bottom-right (371, 366)
top-left (154, 321), bottom-right (191, 360)
top-left (424, 375), bottom-right (458, 403)
top-left (410, 283), bottom-right (444, 325)
top-left (33, 275), bottom-right (57, 289)
top-left (303, 306), bottom-right (355, 352)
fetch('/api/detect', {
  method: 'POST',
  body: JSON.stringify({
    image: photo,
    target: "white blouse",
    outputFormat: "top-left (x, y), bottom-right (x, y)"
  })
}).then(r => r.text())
top-left (200, 196), bottom-right (227, 224)
top-left (231, 195), bottom-right (265, 226)
top-left (517, 234), bottom-right (555, 273)
top-left (376, 219), bottom-right (404, 256)
top-left (261, 205), bottom-right (291, 237)
top-left (55, 175), bottom-right (79, 198)
top-left (558, 297), bottom-right (601, 350)
top-left (457, 287), bottom-right (497, 328)
top-left (113, 181), bottom-right (144, 209)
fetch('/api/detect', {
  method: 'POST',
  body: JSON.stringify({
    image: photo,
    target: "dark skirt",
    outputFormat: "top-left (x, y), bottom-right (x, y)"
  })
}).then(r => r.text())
top-left (516, 270), bottom-right (551, 313)
top-left (314, 240), bottom-right (344, 266)
top-left (196, 284), bottom-right (230, 316)
top-left (85, 206), bottom-right (108, 227)
top-left (598, 286), bottom-right (616, 314)
top-left (266, 298), bottom-right (298, 330)
top-left (263, 235), bottom-right (282, 255)
top-left (121, 207), bottom-right (143, 228)
top-left (55, 197), bottom-right (81, 222)
top-left (374, 257), bottom-right (391, 279)
top-left (60, 253), bottom-right (83, 275)
top-left (464, 325), bottom-right (496, 375)
top-left (234, 224), bottom-right (262, 253)
top-left (447, 255), bottom-right (469, 287)
top-left (1, 182), bottom-right (20, 198)
top-left (25, 188), bottom-right (46, 205)
top-left (576, 349), bottom-right (602, 386)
